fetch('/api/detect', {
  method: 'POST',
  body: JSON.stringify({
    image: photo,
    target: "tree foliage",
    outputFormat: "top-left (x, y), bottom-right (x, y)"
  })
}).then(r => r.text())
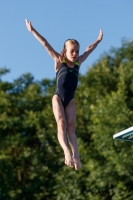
top-left (0, 39), bottom-right (133, 199)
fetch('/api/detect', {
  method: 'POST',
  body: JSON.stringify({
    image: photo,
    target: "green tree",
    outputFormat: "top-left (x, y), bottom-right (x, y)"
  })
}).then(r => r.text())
top-left (1, 39), bottom-right (133, 200)
top-left (75, 39), bottom-right (133, 200)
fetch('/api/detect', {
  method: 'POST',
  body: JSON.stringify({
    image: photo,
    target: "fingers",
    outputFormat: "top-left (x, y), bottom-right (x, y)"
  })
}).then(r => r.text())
top-left (25, 19), bottom-right (28, 24)
top-left (25, 18), bottom-right (33, 32)
top-left (100, 29), bottom-right (103, 35)
top-left (25, 19), bottom-right (31, 25)
top-left (98, 29), bottom-right (103, 41)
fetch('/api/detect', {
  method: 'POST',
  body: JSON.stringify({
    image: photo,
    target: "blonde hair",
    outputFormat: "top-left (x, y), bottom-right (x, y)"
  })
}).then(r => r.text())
top-left (61, 39), bottom-right (80, 59)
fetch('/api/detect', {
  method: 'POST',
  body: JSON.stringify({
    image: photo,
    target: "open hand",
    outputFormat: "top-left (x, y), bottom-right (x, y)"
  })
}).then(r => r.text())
top-left (97, 29), bottom-right (103, 42)
top-left (25, 19), bottom-right (33, 32)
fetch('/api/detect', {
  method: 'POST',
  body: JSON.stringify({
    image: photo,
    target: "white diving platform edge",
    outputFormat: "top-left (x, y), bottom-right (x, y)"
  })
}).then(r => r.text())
top-left (113, 126), bottom-right (133, 142)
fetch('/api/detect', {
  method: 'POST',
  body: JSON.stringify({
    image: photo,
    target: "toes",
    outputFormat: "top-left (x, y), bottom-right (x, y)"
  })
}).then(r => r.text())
top-left (64, 157), bottom-right (81, 170)
top-left (75, 163), bottom-right (81, 170)
top-left (73, 157), bottom-right (82, 170)
top-left (65, 159), bottom-right (74, 168)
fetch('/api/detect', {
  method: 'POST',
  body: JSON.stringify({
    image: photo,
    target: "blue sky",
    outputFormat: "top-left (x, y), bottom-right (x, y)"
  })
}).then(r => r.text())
top-left (0, 1), bottom-right (133, 82)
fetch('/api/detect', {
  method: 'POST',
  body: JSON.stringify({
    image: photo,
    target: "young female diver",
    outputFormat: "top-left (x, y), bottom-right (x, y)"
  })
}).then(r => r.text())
top-left (25, 19), bottom-right (103, 170)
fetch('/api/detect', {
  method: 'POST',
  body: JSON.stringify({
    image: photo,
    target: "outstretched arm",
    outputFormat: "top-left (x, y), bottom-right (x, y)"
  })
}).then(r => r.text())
top-left (78, 29), bottom-right (103, 65)
top-left (25, 19), bottom-right (60, 60)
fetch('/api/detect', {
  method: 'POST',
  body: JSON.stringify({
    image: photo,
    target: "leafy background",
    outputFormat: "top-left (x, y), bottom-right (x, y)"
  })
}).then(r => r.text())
top-left (0, 39), bottom-right (133, 199)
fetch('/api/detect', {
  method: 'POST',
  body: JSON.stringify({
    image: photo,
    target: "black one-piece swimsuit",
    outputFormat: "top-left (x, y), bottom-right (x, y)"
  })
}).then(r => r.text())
top-left (54, 60), bottom-right (80, 109)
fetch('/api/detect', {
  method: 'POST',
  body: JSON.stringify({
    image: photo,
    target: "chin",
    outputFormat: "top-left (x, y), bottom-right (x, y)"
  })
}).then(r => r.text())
top-left (72, 58), bottom-right (76, 62)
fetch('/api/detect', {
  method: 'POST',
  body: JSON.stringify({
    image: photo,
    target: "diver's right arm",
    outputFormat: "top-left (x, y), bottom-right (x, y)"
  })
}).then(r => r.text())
top-left (25, 19), bottom-right (60, 60)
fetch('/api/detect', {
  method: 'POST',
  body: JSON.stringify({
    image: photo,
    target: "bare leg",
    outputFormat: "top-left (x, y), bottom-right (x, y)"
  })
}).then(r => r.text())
top-left (52, 95), bottom-right (74, 168)
top-left (65, 99), bottom-right (81, 170)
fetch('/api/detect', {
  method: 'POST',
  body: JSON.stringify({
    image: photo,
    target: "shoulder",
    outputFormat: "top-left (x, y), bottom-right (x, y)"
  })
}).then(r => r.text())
top-left (54, 56), bottom-right (63, 72)
top-left (76, 57), bottom-right (82, 66)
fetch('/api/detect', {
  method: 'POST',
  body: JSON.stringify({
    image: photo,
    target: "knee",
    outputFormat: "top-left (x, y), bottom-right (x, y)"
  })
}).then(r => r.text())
top-left (67, 122), bottom-right (75, 133)
top-left (58, 119), bottom-right (67, 132)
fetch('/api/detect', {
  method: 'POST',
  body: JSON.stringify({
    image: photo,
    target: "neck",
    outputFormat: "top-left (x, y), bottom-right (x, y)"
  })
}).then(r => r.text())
top-left (65, 58), bottom-right (74, 67)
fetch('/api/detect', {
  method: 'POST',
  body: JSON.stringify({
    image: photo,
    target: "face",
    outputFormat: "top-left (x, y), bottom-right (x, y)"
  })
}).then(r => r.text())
top-left (65, 41), bottom-right (79, 62)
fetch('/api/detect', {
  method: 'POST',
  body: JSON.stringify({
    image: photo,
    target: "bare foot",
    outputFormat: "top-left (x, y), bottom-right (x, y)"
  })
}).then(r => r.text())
top-left (73, 156), bottom-right (82, 170)
top-left (64, 150), bottom-right (74, 168)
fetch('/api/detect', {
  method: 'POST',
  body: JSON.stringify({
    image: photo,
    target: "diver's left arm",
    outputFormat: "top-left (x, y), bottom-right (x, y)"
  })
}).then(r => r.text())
top-left (78, 29), bottom-right (103, 65)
